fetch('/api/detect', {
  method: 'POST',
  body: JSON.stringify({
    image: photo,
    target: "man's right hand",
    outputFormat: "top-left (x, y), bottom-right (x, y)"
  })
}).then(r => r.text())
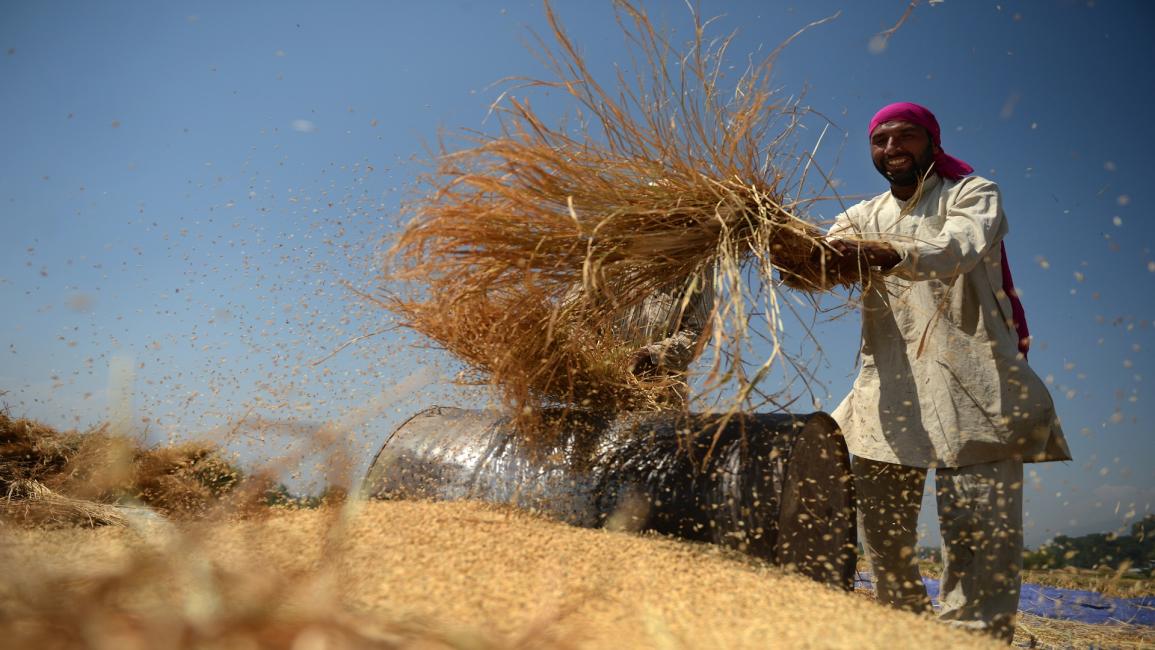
top-left (823, 238), bottom-right (902, 273)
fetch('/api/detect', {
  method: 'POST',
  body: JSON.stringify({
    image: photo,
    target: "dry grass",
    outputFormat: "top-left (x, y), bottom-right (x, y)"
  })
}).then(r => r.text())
top-left (919, 560), bottom-right (1155, 599)
top-left (381, 2), bottom-right (859, 442)
top-left (1014, 613), bottom-right (1155, 649)
top-left (1, 479), bottom-right (129, 528)
top-left (0, 412), bottom-right (247, 526)
top-left (860, 559), bottom-right (1155, 648)
top-left (1021, 567), bottom-right (1155, 599)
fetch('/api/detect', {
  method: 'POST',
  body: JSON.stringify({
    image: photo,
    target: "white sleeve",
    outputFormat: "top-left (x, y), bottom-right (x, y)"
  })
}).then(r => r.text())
top-left (827, 205), bottom-right (860, 238)
top-left (887, 178), bottom-right (1006, 281)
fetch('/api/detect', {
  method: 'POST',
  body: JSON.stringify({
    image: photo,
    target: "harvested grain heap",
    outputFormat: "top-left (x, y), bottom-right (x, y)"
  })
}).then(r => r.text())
top-left (0, 501), bottom-right (1007, 650)
top-left (384, 2), bottom-right (857, 435)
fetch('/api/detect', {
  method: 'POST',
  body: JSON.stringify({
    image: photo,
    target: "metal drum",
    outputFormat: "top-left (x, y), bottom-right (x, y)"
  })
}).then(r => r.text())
top-left (363, 406), bottom-right (856, 589)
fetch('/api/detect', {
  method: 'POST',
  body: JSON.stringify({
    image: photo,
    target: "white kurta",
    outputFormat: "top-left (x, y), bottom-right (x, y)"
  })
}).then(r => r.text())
top-left (830, 174), bottom-right (1071, 468)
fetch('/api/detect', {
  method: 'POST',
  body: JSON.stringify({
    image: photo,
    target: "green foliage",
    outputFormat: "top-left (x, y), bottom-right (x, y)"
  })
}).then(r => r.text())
top-left (1024, 515), bottom-right (1155, 573)
top-left (263, 483), bottom-right (323, 509)
top-left (263, 483), bottom-right (348, 509)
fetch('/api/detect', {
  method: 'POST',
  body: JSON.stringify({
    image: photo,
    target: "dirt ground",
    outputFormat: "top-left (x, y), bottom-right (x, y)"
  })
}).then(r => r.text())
top-left (0, 499), bottom-right (1008, 649)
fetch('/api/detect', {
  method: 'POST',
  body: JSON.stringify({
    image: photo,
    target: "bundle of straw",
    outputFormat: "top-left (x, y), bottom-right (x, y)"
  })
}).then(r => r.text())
top-left (383, 2), bottom-right (858, 439)
top-left (1, 479), bottom-right (128, 528)
top-left (0, 412), bottom-right (244, 525)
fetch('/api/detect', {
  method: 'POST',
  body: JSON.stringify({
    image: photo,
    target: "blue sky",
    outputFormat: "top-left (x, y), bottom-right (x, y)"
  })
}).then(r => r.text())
top-left (1, 1), bottom-right (1152, 547)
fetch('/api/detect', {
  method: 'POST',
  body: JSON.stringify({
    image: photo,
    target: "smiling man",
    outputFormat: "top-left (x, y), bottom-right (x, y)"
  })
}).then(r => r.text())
top-left (817, 102), bottom-right (1072, 642)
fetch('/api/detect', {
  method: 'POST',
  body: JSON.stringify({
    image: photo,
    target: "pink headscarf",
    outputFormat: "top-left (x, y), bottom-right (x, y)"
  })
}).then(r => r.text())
top-left (868, 102), bottom-right (974, 181)
top-left (869, 102), bottom-right (1031, 358)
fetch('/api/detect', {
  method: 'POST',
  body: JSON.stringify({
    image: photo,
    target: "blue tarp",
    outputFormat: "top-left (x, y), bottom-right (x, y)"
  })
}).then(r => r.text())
top-left (855, 573), bottom-right (1155, 626)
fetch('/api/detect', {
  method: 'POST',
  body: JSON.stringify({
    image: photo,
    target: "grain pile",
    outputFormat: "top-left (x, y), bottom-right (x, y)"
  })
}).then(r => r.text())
top-left (0, 499), bottom-right (1002, 649)
top-left (382, 2), bottom-right (860, 439)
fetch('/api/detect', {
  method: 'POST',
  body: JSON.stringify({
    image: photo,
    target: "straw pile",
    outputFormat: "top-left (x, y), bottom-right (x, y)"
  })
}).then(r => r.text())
top-left (0, 412), bottom-right (245, 527)
top-left (382, 2), bottom-right (858, 438)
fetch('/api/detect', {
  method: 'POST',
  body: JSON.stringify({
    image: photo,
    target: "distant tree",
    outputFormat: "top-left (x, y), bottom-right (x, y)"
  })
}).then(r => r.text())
top-left (1024, 516), bottom-right (1155, 573)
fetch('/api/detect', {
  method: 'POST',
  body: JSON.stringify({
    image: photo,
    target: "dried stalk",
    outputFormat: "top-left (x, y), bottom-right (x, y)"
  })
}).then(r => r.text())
top-left (382, 1), bottom-right (855, 445)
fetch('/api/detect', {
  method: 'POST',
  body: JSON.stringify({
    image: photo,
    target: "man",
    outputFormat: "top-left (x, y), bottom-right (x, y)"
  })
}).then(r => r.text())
top-left (817, 102), bottom-right (1071, 642)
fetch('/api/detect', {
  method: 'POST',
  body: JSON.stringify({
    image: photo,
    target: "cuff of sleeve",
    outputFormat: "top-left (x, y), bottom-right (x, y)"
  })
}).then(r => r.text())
top-left (883, 243), bottom-right (914, 277)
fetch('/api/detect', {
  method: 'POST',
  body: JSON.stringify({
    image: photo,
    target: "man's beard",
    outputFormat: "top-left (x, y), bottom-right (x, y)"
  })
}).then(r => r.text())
top-left (874, 143), bottom-right (935, 186)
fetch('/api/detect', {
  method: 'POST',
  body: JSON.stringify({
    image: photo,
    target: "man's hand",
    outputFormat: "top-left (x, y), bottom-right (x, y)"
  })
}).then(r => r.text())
top-left (826, 238), bottom-right (902, 272)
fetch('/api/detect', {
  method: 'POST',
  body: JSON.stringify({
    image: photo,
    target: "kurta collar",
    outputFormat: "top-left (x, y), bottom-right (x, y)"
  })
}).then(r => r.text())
top-left (891, 172), bottom-right (942, 209)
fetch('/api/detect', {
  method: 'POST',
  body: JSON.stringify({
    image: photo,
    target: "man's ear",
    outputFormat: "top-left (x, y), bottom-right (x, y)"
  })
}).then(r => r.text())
top-left (921, 126), bottom-right (941, 155)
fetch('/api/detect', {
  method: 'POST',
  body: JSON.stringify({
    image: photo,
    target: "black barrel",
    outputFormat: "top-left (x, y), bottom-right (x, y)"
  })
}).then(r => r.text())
top-left (362, 407), bottom-right (856, 589)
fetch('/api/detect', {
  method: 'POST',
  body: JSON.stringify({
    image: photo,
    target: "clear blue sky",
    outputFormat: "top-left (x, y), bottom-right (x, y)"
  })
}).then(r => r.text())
top-left (2, 1), bottom-right (1152, 546)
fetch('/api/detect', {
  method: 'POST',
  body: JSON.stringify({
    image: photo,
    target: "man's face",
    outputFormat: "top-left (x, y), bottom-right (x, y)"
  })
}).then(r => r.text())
top-left (870, 121), bottom-right (937, 187)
